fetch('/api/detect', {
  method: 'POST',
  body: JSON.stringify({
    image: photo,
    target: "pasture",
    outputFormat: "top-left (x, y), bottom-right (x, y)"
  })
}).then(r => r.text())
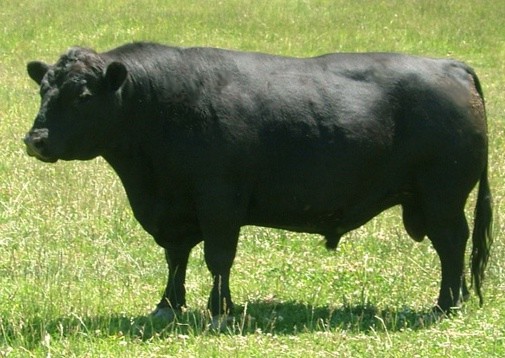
top-left (1, 0), bottom-right (504, 356)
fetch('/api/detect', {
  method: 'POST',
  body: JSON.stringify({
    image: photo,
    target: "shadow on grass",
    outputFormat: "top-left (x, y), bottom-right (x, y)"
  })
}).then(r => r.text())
top-left (0, 300), bottom-right (448, 348)
top-left (229, 299), bottom-right (447, 336)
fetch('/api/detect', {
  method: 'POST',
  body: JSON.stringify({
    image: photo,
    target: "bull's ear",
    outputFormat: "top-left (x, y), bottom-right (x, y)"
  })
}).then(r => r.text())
top-left (27, 61), bottom-right (50, 85)
top-left (105, 61), bottom-right (127, 92)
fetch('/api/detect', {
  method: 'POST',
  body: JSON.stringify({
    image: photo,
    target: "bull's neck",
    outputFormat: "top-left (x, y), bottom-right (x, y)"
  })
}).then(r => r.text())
top-left (102, 140), bottom-right (161, 236)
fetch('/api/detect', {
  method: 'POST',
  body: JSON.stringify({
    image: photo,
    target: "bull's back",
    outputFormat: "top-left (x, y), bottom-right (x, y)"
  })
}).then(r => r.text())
top-left (193, 51), bottom-right (487, 232)
top-left (118, 45), bottom-right (486, 232)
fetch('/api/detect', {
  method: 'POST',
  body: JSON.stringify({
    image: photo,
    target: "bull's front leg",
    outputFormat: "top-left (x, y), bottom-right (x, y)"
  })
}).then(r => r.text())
top-left (152, 242), bottom-right (195, 320)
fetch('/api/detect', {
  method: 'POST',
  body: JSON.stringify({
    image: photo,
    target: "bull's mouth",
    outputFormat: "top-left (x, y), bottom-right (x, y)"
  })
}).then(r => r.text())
top-left (25, 147), bottom-right (58, 163)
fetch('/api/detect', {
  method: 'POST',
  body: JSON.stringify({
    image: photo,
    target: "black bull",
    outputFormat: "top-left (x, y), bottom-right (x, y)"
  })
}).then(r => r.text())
top-left (24, 42), bottom-right (492, 318)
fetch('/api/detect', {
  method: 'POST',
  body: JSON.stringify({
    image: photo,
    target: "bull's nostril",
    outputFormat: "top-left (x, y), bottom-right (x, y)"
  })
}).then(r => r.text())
top-left (25, 134), bottom-right (43, 145)
top-left (24, 128), bottom-right (56, 162)
top-left (33, 137), bottom-right (46, 149)
top-left (24, 128), bottom-right (49, 152)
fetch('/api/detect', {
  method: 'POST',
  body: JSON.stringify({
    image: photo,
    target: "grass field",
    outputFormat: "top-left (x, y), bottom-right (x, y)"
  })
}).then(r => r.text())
top-left (1, 0), bottom-right (505, 356)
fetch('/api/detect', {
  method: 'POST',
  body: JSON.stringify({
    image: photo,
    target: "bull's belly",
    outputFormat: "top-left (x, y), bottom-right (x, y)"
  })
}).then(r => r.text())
top-left (245, 196), bottom-right (399, 236)
top-left (246, 207), bottom-right (346, 235)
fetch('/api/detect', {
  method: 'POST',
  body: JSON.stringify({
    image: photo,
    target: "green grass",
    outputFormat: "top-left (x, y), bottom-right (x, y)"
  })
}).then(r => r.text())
top-left (1, 0), bottom-right (505, 356)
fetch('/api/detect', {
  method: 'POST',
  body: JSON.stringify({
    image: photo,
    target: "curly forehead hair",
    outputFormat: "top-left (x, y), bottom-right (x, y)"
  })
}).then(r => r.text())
top-left (56, 47), bottom-right (105, 74)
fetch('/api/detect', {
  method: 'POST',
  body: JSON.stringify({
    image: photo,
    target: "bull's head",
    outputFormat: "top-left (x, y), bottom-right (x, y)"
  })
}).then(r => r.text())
top-left (24, 47), bottom-right (128, 162)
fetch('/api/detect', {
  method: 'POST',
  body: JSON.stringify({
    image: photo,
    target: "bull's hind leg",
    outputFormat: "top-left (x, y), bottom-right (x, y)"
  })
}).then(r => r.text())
top-left (426, 208), bottom-right (470, 312)
top-left (415, 159), bottom-right (478, 312)
top-left (401, 195), bottom-right (470, 310)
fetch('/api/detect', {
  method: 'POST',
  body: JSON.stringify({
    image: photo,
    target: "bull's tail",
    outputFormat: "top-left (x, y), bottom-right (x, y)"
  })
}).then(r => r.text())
top-left (467, 65), bottom-right (493, 307)
top-left (471, 163), bottom-right (493, 306)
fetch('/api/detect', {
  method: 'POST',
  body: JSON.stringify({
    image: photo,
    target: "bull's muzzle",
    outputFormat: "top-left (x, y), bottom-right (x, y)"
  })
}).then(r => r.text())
top-left (23, 128), bottom-right (57, 163)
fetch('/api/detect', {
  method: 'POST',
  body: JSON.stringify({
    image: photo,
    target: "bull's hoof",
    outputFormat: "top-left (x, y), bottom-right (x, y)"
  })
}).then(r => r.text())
top-left (151, 306), bottom-right (177, 321)
top-left (210, 315), bottom-right (233, 332)
top-left (461, 291), bottom-right (471, 303)
top-left (432, 304), bottom-right (461, 317)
